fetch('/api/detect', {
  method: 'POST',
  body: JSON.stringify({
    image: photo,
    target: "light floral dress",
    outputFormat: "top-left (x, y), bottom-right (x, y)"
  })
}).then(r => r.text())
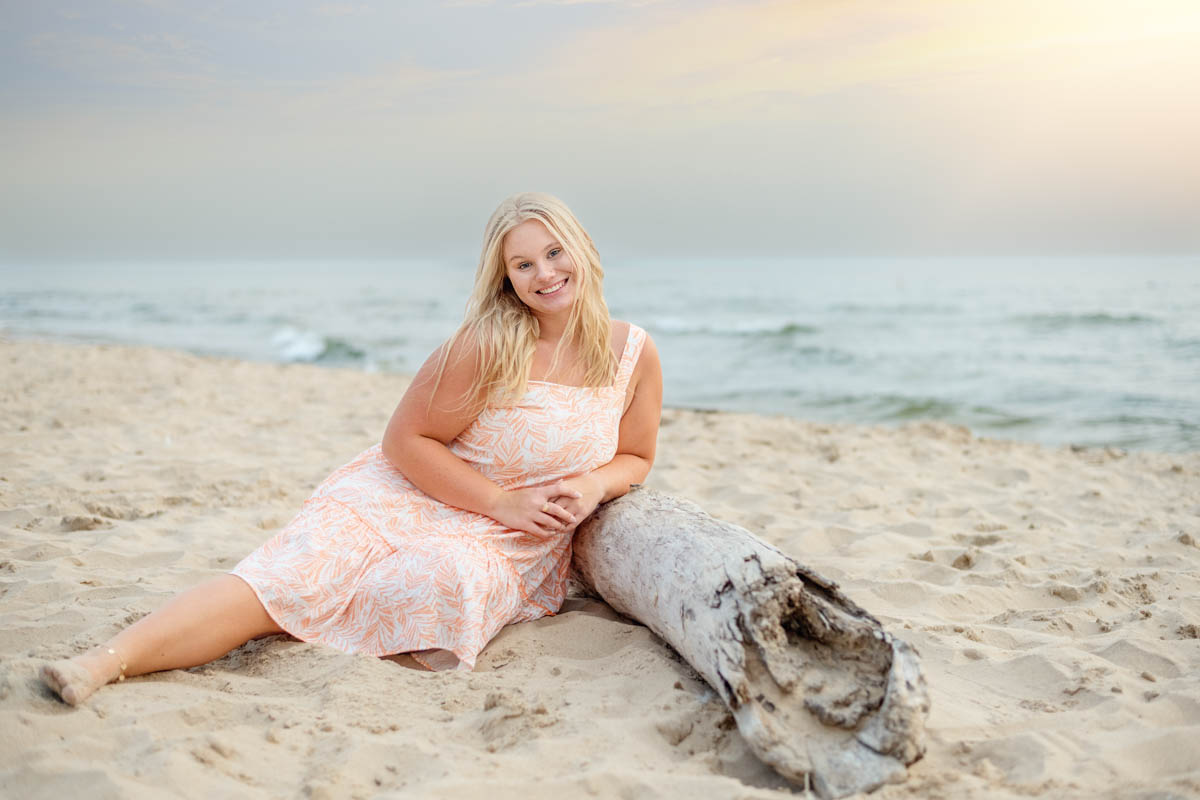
top-left (233, 324), bottom-right (646, 670)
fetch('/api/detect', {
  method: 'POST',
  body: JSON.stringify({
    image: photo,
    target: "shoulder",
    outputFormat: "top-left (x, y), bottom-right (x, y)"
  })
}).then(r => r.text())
top-left (409, 326), bottom-right (484, 396)
top-left (445, 325), bottom-right (484, 361)
top-left (611, 318), bottom-right (652, 347)
top-left (610, 319), bottom-right (633, 357)
top-left (439, 324), bottom-right (493, 376)
top-left (613, 320), bottom-right (659, 377)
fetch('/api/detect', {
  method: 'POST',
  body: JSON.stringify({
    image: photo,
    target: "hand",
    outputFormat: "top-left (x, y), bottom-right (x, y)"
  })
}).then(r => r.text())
top-left (549, 473), bottom-right (605, 533)
top-left (488, 480), bottom-right (583, 538)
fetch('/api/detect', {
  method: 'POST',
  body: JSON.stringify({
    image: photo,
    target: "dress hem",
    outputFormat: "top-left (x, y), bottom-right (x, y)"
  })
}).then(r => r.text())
top-left (231, 571), bottom-right (480, 668)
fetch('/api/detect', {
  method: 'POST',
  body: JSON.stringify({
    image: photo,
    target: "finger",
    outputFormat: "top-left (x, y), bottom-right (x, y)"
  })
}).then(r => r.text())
top-left (539, 499), bottom-right (575, 522)
top-left (553, 481), bottom-right (583, 499)
top-left (527, 525), bottom-right (554, 539)
top-left (535, 512), bottom-right (567, 531)
top-left (549, 498), bottom-right (580, 517)
top-left (521, 518), bottom-right (555, 537)
top-left (542, 502), bottom-right (576, 525)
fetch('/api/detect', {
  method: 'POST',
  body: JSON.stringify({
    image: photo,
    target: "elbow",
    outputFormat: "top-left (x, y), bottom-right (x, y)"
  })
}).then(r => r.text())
top-left (638, 445), bottom-right (656, 477)
top-left (380, 429), bottom-right (411, 473)
top-left (380, 437), bottom-right (402, 472)
top-left (622, 452), bottom-right (654, 493)
top-left (635, 453), bottom-right (654, 484)
top-left (382, 429), bottom-right (443, 482)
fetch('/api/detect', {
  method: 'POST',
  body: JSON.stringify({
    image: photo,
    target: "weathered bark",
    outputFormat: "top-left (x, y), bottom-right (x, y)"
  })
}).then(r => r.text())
top-left (571, 487), bottom-right (929, 799)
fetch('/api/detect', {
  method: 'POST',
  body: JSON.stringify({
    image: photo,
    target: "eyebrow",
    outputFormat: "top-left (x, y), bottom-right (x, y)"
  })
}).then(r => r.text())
top-left (506, 242), bottom-right (562, 263)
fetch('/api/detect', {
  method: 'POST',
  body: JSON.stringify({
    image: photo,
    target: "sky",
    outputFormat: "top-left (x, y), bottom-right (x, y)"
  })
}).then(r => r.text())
top-left (2, 0), bottom-right (1199, 262)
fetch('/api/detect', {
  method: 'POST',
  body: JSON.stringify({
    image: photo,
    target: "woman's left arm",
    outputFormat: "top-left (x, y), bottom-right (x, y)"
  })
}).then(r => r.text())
top-left (557, 334), bottom-right (663, 528)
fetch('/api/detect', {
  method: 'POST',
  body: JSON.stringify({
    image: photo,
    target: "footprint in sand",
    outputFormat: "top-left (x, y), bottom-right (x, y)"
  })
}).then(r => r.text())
top-left (60, 516), bottom-right (110, 532)
top-left (475, 690), bottom-right (558, 752)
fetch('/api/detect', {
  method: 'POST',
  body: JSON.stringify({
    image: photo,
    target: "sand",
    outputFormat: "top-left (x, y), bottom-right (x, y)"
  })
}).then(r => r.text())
top-left (1, 336), bottom-right (1198, 799)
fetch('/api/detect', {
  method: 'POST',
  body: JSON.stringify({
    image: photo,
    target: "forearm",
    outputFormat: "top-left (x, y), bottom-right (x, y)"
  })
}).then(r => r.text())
top-left (585, 453), bottom-right (654, 504)
top-left (382, 434), bottom-right (501, 517)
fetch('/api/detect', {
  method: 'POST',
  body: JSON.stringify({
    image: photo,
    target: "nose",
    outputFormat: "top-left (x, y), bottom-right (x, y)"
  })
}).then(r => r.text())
top-left (535, 260), bottom-right (555, 280)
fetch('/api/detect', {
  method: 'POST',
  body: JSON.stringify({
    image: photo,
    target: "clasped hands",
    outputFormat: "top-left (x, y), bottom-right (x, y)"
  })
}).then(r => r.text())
top-left (489, 475), bottom-right (604, 538)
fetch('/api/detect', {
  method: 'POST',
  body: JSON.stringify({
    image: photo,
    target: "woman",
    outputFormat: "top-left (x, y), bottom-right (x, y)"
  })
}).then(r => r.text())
top-left (41, 191), bottom-right (662, 704)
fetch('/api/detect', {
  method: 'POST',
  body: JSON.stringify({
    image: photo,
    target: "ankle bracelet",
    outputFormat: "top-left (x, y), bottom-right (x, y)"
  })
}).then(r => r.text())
top-left (107, 647), bottom-right (127, 682)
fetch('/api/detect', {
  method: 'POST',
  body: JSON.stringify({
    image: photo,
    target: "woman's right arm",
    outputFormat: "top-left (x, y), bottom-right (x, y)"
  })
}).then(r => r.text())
top-left (381, 334), bottom-right (578, 536)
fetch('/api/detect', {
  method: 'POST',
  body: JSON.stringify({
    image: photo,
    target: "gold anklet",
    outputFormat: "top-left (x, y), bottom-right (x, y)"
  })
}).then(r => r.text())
top-left (107, 647), bottom-right (127, 682)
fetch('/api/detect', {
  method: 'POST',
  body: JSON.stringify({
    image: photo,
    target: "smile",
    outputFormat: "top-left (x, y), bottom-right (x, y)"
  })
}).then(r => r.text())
top-left (536, 278), bottom-right (568, 296)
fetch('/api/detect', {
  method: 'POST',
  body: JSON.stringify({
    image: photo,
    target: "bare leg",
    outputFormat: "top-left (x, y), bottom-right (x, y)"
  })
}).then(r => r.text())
top-left (41, 574), bottom-right (283, 706)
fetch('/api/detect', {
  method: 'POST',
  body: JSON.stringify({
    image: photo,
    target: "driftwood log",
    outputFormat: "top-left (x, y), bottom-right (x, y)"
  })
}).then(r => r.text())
top-left (571, 487), bottom-right (929, 799)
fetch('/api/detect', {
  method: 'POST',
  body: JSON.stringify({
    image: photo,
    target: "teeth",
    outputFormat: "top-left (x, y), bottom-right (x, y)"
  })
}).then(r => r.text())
top-left (537, 279), bottom-right (567, 295)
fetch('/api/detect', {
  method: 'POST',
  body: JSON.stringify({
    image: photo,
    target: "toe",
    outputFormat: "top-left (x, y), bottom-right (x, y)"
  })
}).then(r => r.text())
top-left (61, 684), bottom-right (82, 706)
top-left (40, 661), bottom-right (90, 706)
top-left (40, 663), bottom-right (64, 696)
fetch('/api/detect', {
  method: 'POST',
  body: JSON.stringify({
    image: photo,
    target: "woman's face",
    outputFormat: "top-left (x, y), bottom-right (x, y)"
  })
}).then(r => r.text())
top-left (502, 218), bottom-right (576, 317)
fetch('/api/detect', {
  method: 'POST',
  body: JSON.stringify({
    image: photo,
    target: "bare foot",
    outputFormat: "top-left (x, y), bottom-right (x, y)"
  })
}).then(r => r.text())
top-left (40, 649), bottom-right (122, 706)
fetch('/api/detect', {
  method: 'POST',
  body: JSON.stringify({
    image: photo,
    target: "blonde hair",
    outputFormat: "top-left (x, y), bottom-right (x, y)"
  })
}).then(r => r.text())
top-left (437, 192), bottom-right (615, 411)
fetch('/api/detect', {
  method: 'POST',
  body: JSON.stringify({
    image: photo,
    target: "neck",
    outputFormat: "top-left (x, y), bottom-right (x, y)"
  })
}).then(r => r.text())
top-left (534, 310), bottom-right (571, 343)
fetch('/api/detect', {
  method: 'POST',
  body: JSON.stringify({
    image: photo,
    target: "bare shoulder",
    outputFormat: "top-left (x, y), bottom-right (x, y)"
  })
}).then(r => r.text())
top-left (616, 322), bottom-right (662, 434)
top-left (439, 327), bottom-right (484, 379)
top-left (610, 319), bottom-right (656, 364)
top-left (610, 319), bottom-right (632, 359)
top-left (388, 328), bottom-right (485, 445)
top-left (631, 326), bottom-right (660, 380)
top-left (618, 320), bottom-right (661, 402)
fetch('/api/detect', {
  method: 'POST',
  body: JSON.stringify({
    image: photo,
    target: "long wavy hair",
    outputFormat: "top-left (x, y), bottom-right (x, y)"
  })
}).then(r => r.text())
top-left (436, 192), bottom-right (615, 411)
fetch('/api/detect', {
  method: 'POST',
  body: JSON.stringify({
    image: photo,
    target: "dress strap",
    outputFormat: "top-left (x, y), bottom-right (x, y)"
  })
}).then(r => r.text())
top-left (614, 323), bottom-right (646, 395)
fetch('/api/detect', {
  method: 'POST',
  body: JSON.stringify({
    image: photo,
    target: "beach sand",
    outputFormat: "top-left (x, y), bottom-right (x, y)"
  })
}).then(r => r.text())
top-left (1, 337), bottom-right (1198, 799)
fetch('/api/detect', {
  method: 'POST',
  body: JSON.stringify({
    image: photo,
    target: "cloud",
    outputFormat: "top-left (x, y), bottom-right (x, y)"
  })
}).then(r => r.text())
top-left (4, 0), bottom-right (1199, 259)
top-left (478, 0), bottom-right (1200, 118)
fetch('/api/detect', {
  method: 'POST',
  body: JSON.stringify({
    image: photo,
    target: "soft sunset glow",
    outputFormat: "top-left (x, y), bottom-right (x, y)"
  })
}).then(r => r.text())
top-left (2, 0), bottom-right (1198, 260)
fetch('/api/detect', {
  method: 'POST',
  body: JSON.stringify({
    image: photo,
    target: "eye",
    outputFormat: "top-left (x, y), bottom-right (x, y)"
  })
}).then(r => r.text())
top-left (517, 261), bottom-right (532, 270)
top-left (548, 248), bottom-right (561, 258)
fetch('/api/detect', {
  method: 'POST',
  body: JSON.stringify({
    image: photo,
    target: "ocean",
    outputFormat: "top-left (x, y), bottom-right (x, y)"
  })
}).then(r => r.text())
top-left (2, 256), bottom-right (1197, 453)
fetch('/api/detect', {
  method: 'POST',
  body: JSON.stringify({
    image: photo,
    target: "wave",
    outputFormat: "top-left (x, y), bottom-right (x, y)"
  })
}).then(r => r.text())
top-left (872, 397), bottom-right (1043, 428)
top-left (687, 388), bottom-right (1042, 430)
top-left (828, 303), bottom-right (962, 314)
top-left (1083, 413), bottom-right (1198, 433)
top-left (650, 317), bottom-right (818, 336)
top-left (1015, 311), bottom-right (1160, 328)
top-left (271, 327), bottom-right (366, 364)
top-left (128, 301), bottom-right (179, 324)
top-left (1166, 336), bottom-right (1200, 353)
top-left (1073, 414), bottom-right (1200, 451)
top-left (813, 394), bottom-right (1043, 428)
top-left (883, 397), bottom-right (961, 420)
